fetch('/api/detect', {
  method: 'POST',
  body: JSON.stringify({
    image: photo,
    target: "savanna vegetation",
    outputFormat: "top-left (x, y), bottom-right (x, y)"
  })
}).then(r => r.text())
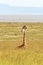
top-left (0, 22), bottom-right (43, 65)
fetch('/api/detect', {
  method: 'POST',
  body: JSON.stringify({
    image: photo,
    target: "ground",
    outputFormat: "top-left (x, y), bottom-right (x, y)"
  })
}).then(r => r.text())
top-left (0, 22), bottom-right (43, 65)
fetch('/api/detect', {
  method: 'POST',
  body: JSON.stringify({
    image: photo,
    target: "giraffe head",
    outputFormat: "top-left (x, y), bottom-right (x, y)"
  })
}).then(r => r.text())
top-left (21, 25), bottom-right (27, 32)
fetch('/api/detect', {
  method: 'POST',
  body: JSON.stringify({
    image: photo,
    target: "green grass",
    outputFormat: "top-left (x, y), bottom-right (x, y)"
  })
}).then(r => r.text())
top-left (0, 22), bottom-right (43, 65)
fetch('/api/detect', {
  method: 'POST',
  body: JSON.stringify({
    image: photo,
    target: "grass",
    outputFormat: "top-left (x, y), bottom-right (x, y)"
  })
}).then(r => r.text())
top-left (0, 22), bottom-right (43, 65)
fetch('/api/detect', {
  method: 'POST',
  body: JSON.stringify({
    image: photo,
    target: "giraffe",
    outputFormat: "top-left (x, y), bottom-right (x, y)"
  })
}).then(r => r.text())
top-left (17, 25), bottom-right (27, 48)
